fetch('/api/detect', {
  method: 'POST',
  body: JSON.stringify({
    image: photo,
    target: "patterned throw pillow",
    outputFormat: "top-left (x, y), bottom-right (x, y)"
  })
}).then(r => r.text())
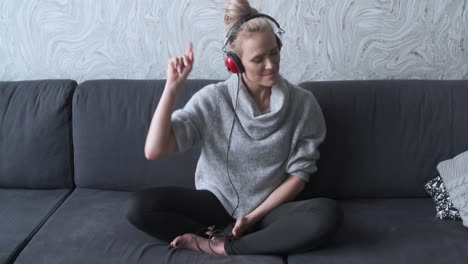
top-left (424, 176), bottom-right (461, 220)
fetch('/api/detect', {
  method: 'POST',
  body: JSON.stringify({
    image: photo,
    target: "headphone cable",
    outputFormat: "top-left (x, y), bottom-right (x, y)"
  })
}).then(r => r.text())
top-left (226, 74), bottom-right (241, 218)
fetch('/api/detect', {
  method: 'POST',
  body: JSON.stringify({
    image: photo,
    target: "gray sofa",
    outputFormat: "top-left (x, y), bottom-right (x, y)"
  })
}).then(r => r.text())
top-left (1, 78), bottom-right (468, 264)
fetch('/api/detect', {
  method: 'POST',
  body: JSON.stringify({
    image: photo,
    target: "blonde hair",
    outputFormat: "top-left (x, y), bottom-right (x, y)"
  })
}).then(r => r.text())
top-left (224, 0), bottom-right (274, 53)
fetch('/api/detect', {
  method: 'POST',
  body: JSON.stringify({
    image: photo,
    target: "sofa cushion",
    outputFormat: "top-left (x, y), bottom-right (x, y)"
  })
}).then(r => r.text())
top-left (14, 188), bottom-right (283, 264)
top-left (288, 198), bottom-right (468, 264)
top-left (0, 80), bottom-right (76, 188)
top-left (0, 189), bottom-right (71, 263)
top-left (72, 79), bottom-right (220, 191)
top-left (298, 80), bottom-right (468, 199)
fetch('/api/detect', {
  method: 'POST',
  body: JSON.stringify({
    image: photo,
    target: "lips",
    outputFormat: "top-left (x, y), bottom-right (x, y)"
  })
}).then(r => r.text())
top-left (263, 71), bottom-right (277, 79)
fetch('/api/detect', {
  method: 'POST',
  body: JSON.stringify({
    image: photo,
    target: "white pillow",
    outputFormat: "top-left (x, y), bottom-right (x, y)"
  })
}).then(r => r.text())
top-left (437, 150), bottom-right (468, 228)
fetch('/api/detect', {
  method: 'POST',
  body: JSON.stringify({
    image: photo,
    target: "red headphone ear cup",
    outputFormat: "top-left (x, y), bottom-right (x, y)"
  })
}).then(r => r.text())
top-left (225, 54), bottom-right (240, 74)
top-left (225, 51), bottom-right (245, 74)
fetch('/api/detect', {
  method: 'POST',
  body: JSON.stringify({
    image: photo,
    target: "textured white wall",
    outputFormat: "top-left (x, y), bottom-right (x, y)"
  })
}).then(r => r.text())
top-left (1, 0), bottom-right (467, 83)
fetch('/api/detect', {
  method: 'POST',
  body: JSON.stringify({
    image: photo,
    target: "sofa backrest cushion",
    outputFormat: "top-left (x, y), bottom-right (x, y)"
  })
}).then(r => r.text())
top-left (298, 80), bottom-right (468, 199)
top-left (0, 80), bottom-right (76, 188)
top-left (72, 79), bottom-right (219, 191)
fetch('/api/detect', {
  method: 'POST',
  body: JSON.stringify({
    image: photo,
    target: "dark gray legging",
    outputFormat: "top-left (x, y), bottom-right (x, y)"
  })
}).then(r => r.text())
top-left (126, 186), bottom-right (343, 255)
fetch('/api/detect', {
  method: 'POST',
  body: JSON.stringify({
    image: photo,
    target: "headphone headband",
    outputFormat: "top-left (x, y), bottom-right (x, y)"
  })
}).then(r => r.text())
top-left (222, 13), bottom-right (284, 51)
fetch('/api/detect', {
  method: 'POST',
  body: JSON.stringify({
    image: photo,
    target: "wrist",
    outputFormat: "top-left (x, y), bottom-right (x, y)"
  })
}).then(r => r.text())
top-left (245, 212), bottom-right (263, 225)
top-left (164, 81), bottom-right (182, 96)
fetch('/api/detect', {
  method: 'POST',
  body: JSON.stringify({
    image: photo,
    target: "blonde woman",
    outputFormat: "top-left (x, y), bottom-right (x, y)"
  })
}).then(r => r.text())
top-left (127, 0), bottom-right (342, 255)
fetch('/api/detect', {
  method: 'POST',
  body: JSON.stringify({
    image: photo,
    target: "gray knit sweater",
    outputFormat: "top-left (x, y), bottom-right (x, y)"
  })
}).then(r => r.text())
top-left (171, 74), bottom-right (326, 218)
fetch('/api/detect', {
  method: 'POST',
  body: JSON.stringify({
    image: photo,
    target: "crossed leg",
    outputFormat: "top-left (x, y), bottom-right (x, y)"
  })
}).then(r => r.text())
top-left (126, 186), bottom-right (234, 255)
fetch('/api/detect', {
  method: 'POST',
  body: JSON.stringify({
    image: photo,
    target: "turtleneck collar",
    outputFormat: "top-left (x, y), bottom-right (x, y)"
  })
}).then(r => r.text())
top-left (226, 74), bottom-right (290, 140)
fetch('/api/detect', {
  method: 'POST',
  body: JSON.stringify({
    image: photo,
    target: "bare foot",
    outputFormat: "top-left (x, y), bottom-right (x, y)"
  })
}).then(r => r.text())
top-left (170, 233), bottom-right (227, 256)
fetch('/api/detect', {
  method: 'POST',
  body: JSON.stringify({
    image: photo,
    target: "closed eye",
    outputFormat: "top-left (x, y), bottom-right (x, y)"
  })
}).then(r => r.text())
top-left (251, 48), bottom-right (279, 63)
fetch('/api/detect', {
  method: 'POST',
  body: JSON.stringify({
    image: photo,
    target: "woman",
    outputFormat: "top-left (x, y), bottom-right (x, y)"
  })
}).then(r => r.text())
top-left (127, 0), bottom-right (342, 256)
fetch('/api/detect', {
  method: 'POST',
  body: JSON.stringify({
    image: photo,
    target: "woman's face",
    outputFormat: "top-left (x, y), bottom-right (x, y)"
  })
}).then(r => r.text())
top-left (239, 31), bottom-right (281, 88)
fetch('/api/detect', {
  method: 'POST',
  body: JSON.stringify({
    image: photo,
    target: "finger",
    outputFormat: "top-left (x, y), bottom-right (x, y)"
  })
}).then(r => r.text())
top-left (232, 228), bottom-right (238, 237)
top-left (186, 42), bottom-right (194, 61)
top-left (168, 59), bottom-right (177, 75)
top-left (180, 56), bottom-right (186, 69)
top-left (172, 58), bottom-right (179, 70)
top-left (232, 223), bottom-right (241, 236)
top-left (172, 57), bottom-right (179, 66)
top-left (233, 227), bottom-right (243, 237)
top-left (176, 57), bottom-right (183, 73)
top-left (183, 55), bottom-right (189, 68)
top-left (182, 57), bottom-right (192, 75)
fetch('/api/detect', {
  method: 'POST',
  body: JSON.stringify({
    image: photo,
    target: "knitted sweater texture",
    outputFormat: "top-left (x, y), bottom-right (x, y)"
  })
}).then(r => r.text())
top-left (171, 75), bottom-right (326, 218)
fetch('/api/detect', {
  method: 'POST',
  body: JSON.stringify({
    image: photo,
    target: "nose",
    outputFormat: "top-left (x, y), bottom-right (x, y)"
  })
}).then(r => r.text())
top-left (265, 57), bottom-right (274, 70)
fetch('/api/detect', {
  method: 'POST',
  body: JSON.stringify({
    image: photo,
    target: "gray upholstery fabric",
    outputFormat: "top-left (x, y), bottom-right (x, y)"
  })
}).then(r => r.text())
top-left (288, 198), bottom-right (468, 264)
top-left (298, 80), bottom-right (468, 199)
top-left (15, 188), bottom-right (283, 264)
top-left (0, 80), bottom-right (76, 188)
top-left (164, 250), bottom-right (284, 264)
top-left (0, 189), bottom-right (70, 263)
top-left (72, 79), bottom-right (220, 191)
top-left (7, 79), bottom-right (468, 263)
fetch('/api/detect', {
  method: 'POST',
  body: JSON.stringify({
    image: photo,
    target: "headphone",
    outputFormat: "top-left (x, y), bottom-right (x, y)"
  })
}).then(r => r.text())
top-left (222, 13), bottom-right (285, 74)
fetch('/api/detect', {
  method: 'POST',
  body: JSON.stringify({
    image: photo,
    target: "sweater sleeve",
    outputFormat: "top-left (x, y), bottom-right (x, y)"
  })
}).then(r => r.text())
top-left (171, 87), bottom-right (213, 153)
top-left (286, 90), bottom-right (326, 182)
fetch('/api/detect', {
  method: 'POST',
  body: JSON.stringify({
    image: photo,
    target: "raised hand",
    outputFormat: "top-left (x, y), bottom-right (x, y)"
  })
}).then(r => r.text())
top-left (166, 42), bottom-right (194, 86)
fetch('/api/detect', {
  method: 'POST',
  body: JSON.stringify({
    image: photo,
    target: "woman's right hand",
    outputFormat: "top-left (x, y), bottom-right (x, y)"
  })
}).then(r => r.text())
top-left (166, 42), bottom-right (194, 87)
top-left (232, 216), bottom-right (252, 238)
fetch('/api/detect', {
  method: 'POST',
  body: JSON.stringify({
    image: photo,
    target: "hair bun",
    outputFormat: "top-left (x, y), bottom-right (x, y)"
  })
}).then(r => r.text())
top-left (224, 0), bottom-right (258, 30)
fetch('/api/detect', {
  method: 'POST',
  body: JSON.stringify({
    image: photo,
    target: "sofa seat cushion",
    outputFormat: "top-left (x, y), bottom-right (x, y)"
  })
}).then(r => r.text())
top-left (288, 198), bottom-right (468, 264)
top-left (0, 189), bottom-right (71, 263)
top-left (15, 188), bottom-right (283, 264)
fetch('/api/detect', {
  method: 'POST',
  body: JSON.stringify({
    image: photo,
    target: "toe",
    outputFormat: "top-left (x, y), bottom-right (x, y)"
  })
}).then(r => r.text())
top-left (171, 236), bottom-right (181, 248)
